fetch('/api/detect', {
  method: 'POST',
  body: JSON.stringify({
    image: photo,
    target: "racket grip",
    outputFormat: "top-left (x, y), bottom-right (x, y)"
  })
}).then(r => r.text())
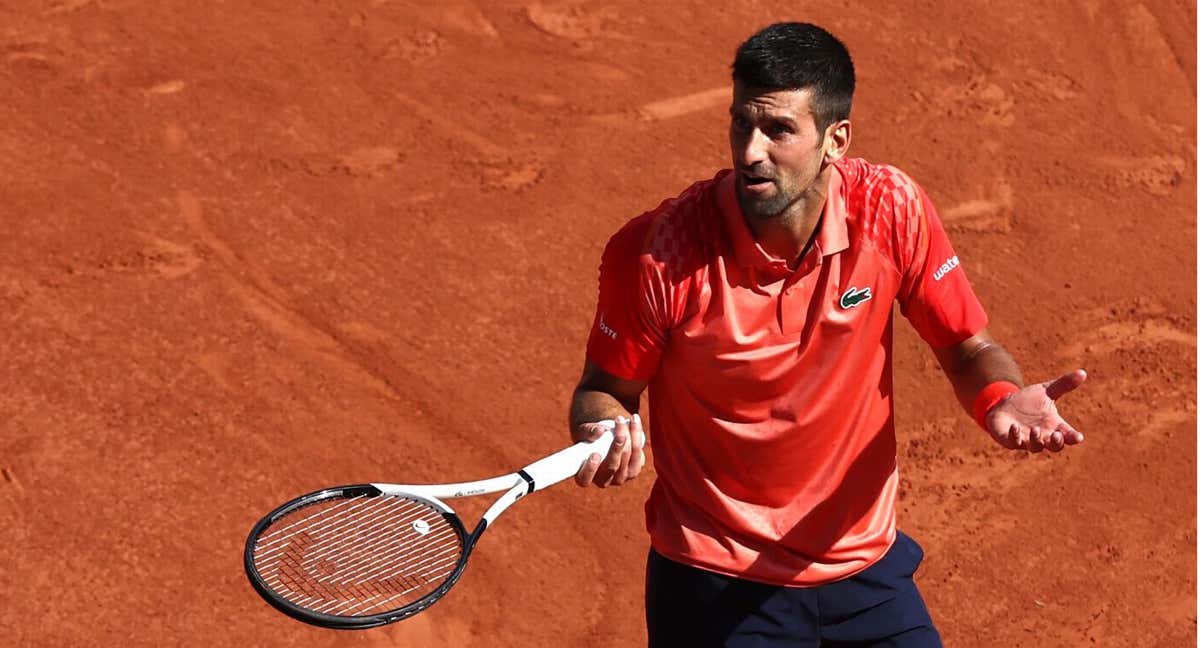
top-left (521, 420), bottom-right (616, 492)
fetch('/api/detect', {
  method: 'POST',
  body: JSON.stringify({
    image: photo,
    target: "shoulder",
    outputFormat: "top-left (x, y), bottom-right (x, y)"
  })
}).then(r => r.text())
top-left (839, 158), bottom-right (929, 246)
top-left (837, 158), bottom-right (935, 276)
top-left (602, 172), bottom-right (725, 273)
top-left (839, 158), bottom-right (924, 216)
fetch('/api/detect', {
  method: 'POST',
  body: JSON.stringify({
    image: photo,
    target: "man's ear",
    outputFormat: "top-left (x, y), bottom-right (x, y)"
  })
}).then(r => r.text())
top-left (823, 119), bottom-right (852, 164)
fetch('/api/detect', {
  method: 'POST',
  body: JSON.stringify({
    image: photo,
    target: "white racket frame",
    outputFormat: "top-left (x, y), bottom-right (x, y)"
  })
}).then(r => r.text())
top-left (374, 421), bottom-right (615, 526)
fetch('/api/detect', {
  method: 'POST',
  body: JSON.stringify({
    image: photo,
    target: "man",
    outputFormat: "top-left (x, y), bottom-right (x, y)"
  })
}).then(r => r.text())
top-left (568, 22), bottom-right (1086, 648)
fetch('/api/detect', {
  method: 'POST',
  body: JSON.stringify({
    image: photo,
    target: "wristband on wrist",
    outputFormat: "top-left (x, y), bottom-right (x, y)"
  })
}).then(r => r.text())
top-left (972, 381), bottom-right (1020, 430)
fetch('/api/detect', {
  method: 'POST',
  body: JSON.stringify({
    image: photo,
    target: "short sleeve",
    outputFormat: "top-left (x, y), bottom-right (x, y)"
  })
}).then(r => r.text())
top-left (585, 217), bottom-right (669, 381)
top-left (896, 183), bottom-right (989, 348)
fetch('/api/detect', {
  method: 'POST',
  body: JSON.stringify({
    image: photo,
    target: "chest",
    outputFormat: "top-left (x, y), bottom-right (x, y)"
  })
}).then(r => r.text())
top-left (665, 247), bottom-right (899, 384)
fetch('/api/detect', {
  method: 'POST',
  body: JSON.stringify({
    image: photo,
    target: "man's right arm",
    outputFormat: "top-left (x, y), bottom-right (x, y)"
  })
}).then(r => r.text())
top-left (570, 360), bottom-right (649, 488)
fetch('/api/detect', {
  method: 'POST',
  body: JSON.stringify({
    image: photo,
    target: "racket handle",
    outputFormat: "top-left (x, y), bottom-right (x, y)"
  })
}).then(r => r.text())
top-left (521, 420), bottom-right (617, 492)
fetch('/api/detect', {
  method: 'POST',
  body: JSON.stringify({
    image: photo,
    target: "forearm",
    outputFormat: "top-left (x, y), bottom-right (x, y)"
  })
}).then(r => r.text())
top-left (936, 336), bottom-right (1025, 415)
top-left (570, 386), bottom-right (638, 430)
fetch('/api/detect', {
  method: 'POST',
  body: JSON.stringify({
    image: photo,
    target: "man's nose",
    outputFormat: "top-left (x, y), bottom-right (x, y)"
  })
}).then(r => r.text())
top-left (734, 128), bottom-right (769, 168)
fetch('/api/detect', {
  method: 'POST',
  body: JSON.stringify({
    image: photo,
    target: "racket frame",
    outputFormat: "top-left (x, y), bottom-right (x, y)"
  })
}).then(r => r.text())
top-left (244, 484), bottom-right (477, 629)
top-left (244, 425), bottom-right (615, 629)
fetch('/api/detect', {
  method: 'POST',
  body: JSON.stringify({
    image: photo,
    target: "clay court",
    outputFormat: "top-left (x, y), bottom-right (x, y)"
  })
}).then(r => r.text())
top-left (1, 1), bottom-right (1196, 646)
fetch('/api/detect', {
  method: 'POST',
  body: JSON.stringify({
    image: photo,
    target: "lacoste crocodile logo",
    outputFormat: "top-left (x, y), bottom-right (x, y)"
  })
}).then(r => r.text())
top-left (839, 286), bottom-right (873, 309)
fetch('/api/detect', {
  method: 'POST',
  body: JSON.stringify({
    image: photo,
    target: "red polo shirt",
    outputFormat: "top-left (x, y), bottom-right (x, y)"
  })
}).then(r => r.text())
top-left (585, 158), bottom-right (988, 586)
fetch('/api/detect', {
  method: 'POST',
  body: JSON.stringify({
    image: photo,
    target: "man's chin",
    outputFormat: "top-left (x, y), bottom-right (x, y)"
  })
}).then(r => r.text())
top-left (737, 192), bottom-right (790, 219)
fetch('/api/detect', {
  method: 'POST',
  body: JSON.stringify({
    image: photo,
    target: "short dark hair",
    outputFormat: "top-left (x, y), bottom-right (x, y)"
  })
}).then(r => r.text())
top-left (732, 22), bottom-right (855, 132)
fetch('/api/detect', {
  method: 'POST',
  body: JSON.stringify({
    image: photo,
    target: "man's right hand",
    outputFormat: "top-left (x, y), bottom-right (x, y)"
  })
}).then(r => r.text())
top-left (573, 414), bottom-right (646, 488)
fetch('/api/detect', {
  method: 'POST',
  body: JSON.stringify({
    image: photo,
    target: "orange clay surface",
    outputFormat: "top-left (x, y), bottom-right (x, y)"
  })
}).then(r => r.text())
top-left (1, 2), bottom-right (1195, 647)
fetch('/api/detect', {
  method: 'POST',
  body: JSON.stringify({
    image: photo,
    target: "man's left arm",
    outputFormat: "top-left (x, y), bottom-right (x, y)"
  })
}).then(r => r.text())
top-left (933, 330), bottom-right (1087, 452)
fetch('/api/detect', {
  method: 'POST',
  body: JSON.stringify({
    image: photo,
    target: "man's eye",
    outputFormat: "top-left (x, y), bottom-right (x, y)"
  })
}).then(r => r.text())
top-left (732, 116), bottom-right (752, 131)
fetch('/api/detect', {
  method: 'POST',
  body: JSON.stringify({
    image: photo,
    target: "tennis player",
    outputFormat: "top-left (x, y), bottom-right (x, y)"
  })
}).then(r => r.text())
top-left (569, 22), bottom-right (1086, 647)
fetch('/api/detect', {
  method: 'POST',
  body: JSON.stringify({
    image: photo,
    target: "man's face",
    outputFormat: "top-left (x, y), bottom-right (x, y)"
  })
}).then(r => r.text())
top-left (729, 83), bottom-right (829, 220)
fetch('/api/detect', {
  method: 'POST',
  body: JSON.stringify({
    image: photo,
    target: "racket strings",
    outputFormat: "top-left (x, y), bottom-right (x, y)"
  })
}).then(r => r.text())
top-left (252, 494), bottom-right (464, 617)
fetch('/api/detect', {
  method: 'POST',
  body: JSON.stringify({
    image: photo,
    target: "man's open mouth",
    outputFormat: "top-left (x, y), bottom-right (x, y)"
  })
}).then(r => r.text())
top-left (741, 172), bottom-right (774, 188)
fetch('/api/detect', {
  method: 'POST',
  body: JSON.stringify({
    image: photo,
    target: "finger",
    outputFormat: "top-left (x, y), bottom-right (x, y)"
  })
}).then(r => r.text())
top-left (1045, 430), bottom-right (1066, 452)
top-left (1057, 420), bottom-right (1084, 445)
top-left (595, 416), bottom-right (630, 488)
top-left (627, 446), bottom-right (645, 481)
top-left (575, 452), bottom-right (602, 487)
top-left (625, 413), bottom-right (647, 480)
top-left (988, 414), bottom-right (1013, 447)
top-left (573, 420), bottom-right (611, 444)
top-left (610, 427), bottom-right (634, 486)
top-left (1004, 423), bottom-right (1022, 450)
top-left (1044, 369), bottom-right (1087, 400)
top-left (1028, 426), bottom-right (1045, 453)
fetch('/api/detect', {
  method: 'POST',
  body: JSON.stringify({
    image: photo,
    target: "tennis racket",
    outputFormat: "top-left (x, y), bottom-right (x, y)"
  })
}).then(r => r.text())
top-left (243, 422), bottom-right (615, 629)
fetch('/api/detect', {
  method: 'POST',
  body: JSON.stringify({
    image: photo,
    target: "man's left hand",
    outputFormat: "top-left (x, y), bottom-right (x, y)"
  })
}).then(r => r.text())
top-left (986, 369), bottom-right (1088, 452)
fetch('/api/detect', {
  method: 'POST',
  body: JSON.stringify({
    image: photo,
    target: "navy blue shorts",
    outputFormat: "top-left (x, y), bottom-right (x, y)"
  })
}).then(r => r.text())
top-left (645, 531), bottom-right (942, 647)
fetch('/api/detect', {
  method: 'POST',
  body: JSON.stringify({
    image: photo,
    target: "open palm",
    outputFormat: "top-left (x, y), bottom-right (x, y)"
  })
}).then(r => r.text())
top-left (986, 369), bottom-right (1087, 452)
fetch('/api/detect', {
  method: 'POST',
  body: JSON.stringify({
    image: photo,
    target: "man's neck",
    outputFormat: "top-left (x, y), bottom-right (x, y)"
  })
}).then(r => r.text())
top-left (745, 170), bottom-right (831, 269)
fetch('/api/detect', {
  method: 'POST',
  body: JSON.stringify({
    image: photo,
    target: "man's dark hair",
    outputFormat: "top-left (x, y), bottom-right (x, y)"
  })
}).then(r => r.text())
top-left (732, 22), bottom-right (855, 132)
